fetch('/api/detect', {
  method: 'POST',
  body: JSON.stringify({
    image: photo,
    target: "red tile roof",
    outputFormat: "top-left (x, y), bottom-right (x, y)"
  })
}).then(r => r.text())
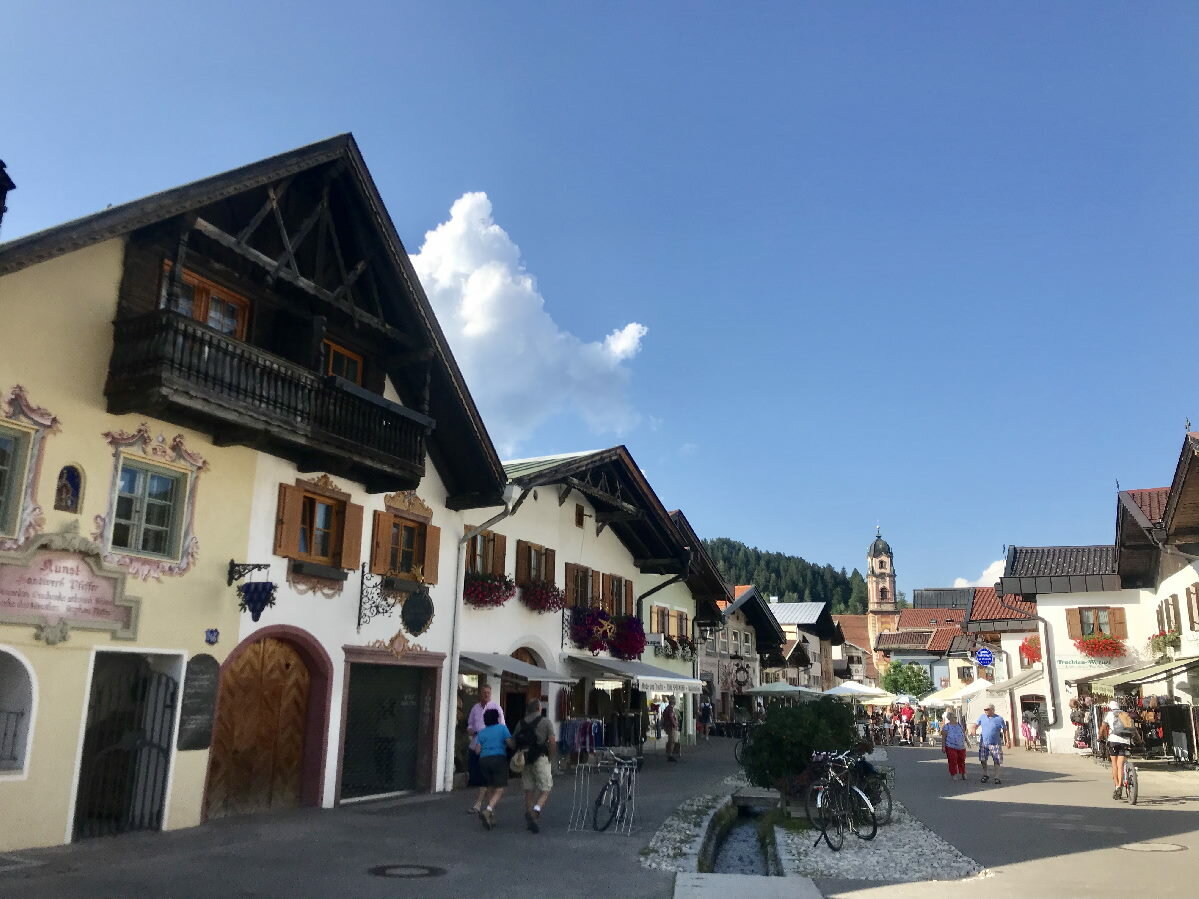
top-left (876, 630), bottom-right (932, 650)
top-left (734, 585), bottom-right (753, 599)
top-left (1127, 487), bottom-right (1169, 524)
top-left (897, 608), bottom-right (965, 630)
top-left (969, 587), bottom-right (1036, 622)
top-left (832, 615), bottom-right (878, 679)
top-left (926, 626), bottom-right (963, 653)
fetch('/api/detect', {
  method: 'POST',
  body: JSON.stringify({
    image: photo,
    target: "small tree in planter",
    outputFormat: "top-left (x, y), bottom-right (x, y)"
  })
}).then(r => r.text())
top-left (570, 607), bottom-right (612, 654)
top-left (463, 571), bottom-right (516, 608)
top-left (741, 699), bottom-right (858, 799)
top-left (610, 615), bottom-right (647, 660)
top-left (1019, 634), bottom-right (1042, 665)
top-left (1149, 630), bottom-right (1182, 661)
top-left (519, 580), bottom-right (566, 614)
top-left (1073, 634), bottom-right (1126, 659)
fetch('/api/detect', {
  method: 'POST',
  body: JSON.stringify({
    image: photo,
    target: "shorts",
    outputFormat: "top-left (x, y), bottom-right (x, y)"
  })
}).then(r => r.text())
top-left (521, 755), bottom-right (553, 792)
top-left (479, 754), bottom-right (509, 787)
top-left (979, 743), bottom-right (1004, 765)
top-left (1108, 742), bottom-right (1130, 757)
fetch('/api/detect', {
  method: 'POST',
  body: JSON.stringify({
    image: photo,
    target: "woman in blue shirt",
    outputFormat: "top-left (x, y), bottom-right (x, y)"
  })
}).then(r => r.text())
top-left (472, 708), bottom-right (513, 829)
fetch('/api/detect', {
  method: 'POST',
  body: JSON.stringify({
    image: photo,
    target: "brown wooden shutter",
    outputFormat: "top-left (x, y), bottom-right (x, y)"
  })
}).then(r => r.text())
top-left (602, 574), bottom-right (613, 614)
top-left (680, 611), bottom-right (689, 638)
top-left (1065, 608), bottom-right (1083, 639)
top-left (423, 524), bottom-right (441, 585)
top-left (1170, 594), bottom-right (1181, 632)
top-left (515, 540), bottom-right (531, 585)
top-left (590, 569), bottom-right (601, 608)
top-left (274, 483), bottom-right (304, 559)
top-left (370, 510), bottom-right (391, 574)
top-left (491, 533), bottom-right (507, 577)
top-left (564, 563), bottom-right (578, 607)
top-left (545, 548), bottom-right (556, 586)
top-left (1157, 603), bottom-right (1166, 632)
top-left (624, 580), bottom-right (634, 617)
top-left (1108, 606), bottom-right (1127, 639)
top-left (1188, 586), bottom-right (1198, 631)
top-left (340, 502), bottom-right (364, 570)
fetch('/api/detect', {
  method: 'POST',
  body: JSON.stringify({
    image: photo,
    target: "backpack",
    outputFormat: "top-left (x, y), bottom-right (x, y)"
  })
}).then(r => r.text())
top-left (1111, 710), bottom-right (1135, 739)
top-left (510, 718), bottom-right (543, 773)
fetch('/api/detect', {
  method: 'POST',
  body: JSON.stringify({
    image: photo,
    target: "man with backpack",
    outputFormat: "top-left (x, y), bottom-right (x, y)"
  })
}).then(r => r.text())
top-left (1101, 699), bottom-right (1135, 800)
top-left (512, 699), bottom-right (555, 832)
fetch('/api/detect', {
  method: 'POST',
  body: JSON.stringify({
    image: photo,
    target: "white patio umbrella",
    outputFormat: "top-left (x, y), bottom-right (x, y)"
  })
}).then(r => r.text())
top-left (823, 681), bottom-right (889, 699)
top-left (746, 682), bottom-right (822, 696)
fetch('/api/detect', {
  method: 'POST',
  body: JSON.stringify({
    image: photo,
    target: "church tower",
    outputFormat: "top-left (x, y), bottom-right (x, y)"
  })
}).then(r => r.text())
top-left (866, 529), bottom-right (901, 671)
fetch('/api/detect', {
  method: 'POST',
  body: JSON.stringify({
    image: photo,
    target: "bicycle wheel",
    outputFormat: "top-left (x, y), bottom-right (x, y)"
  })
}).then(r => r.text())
top-left (1127, 764), bottom-right (1138, 805)
top-left (592, 782), bottom-right (618, 831)
top-left (848, 787), bottom-right (877, 841)
top-left (735, 737), bottom-right (747, 763)
top-left (869, 780), bottom-right (893, 825)
top-left (821, 789), bottom-right (846, 851)
top-left (804, 782), bottom-right (827, 828)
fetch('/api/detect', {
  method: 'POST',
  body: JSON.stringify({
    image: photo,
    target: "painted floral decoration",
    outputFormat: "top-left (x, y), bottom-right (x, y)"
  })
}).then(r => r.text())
top-left (1019, 634), bottom-right (1041, 665)
top-left (1073, 633), bottom-right (1126, 658)
top-left (1149, 629), bottom-right (1181, 660)
top-left (570, 606), bottom-right (612, 654)
top-left (463, 571), bottom-right (516, 608)
top-left (519, 579), bottom-right (567, 614)
top-left (610, 614), bottom-right (647, 661)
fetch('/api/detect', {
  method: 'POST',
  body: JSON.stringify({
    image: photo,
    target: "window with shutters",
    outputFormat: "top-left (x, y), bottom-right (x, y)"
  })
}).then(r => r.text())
top-left (575, 503), bottom-right (585, 528)
top-left (161, 264), bottom-right (250, 339)
top-left (719, 628), bottom-right (728, 652)
top-left (1080, 608), bottom-right (1110, 637)
top-left (731, 631), bottom-right (741, 655)
top-left (1188, 586), bottom-right (1199, 632)
top-left (563, 563), bottom-right (598, 608)
top-left (957, 666), bottom-right (974, 683)
top-left (604, 575), bottom-right (633, 616)
top-left (466, 529), bottom-right (505, 576)
top-left (515, 540), bottom-right (555, 587)
top-left (0, 422), bottom-right (34, 539)
top-left (743, 630), bottom-right (751, 651)
top-left (369, 510), bottom-right (442, 584)
top-left (274, 481), bottom-right (364, 571)
top-left (110, 458), bottom-right (187, 559)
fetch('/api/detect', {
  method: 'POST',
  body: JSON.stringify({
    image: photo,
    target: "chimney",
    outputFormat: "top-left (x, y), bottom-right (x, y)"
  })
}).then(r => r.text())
top-left (0, 161), bottom-right (14, 239)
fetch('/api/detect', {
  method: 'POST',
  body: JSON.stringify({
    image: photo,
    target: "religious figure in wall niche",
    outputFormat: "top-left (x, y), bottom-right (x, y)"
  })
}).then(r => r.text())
top-left (54, 465), bottom-right (83, 514)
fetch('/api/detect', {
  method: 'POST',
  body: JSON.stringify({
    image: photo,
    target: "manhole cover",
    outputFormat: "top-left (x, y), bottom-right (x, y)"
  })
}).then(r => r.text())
top-left (368, 864), bottom-right (447, 878)
top-left (1119, 842), bottom-right (1187, 853)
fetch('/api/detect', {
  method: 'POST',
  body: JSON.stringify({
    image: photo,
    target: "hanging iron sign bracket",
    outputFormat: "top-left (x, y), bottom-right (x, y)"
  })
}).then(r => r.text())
top-left (228, 560), bottom-right (271, 586)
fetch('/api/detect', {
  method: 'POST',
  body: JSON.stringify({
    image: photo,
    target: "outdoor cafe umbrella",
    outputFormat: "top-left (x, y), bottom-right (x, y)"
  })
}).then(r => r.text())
top-left (746, 682), bottom-right (822, 697)
top-left (823, 681), bottom-right (889, 699)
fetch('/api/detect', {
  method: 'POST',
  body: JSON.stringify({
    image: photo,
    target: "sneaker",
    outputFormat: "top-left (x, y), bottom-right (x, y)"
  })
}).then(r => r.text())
top-left (980, 775), bottom-right (989, 783)
top-left (993, 779), bottom-right (1001, 785)
top-left (1112, 787), bottom-right (1123, 800)
top-left (480, 808), bottom-right (493, 830)
top-left (529, 810), bottom-right (541, 834)
top-left (468, 805), bottom-right (481, 815)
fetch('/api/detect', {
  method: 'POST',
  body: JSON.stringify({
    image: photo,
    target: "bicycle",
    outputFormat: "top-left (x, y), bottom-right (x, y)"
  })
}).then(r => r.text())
top-left (804, 750), bottom-right (877, 850)
top-left (734, 723), bottom-right (757, 764)
top-left (592, 748), bottom-right (638, 831)
top-left (1114, 755), bottom-right (1139, 805)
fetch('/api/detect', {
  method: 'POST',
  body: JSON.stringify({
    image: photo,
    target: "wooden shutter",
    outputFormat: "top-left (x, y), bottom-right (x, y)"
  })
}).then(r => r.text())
top-left (515, 540), bottom-right (531, 585)
top-left (1108, 606), bottom-right (1127, 639)
top-left (624, 580), bottom-right (634, 617)
top-left (340, 502), bottom-right (364, 570)
top-left (491, 533), bottom-right (507, 576)
top-left (564, 563), bottom-right (577, 607)
top-left (423, 524), bottom-right (441, 584)
top-left (602, 574), bottom-right (613, 614)
top-left (274, 483), bottom-right (304, 558)
top-left (1170, 594), bottom-right (1181, 632)
top-left (590, 569), bottom-right (602, 608)
top-left (370, 510), bottom-right (391, 574)
top-left (1065, 608), bottom-right (1083, 639)
top-left (545, 548), bottom-right (556, 586)
top-left (1157, 604), bottom-right (1166, 632)
top-left (1188, 586), bottom-right (1198, 631)
top-left (680, 611), bottom-right (689, 638)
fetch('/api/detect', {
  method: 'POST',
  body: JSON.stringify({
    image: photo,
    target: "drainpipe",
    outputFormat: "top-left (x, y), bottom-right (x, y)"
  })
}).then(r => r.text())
top-left (994, 586), bottom-right (1059, 729)
top-left (441, 485), bottom-right (531, 791)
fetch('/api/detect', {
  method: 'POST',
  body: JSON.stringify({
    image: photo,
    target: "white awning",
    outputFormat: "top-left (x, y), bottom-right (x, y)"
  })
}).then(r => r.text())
top-left (986, 668), bottom-right (1045, 695)
top-left (459, 652), bottom-right (576, 684)
top-left (566, 656), bottom-right (705, 694)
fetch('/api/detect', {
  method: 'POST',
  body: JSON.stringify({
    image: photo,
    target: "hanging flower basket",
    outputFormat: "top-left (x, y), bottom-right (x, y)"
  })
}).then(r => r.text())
top-left (569, 607), bottom-right (612, 654)
top-left (1073, 634), bottom-right (1126, 659)
top-left (1149, 630), bottom-right (1182, 660)
top-left (678, 636), bottom-right (697, 661)
top-left (519, 579), bottom-right (567, 614)
top-left (1019, 634), bottom-right (1041, 665)
top-left (237, 581), bottom-right (277, 622)
top-left (610, 615), bottom-right (647, 660)
top-left (463, 571), bottom-right (516, 608)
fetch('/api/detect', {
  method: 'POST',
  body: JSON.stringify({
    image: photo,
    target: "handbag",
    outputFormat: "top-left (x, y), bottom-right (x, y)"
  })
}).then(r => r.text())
top-left (509, 748), bottom-right (527, 774)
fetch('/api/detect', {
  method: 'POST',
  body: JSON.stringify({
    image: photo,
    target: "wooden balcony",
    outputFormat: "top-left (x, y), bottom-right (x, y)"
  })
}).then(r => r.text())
top-left (105, 310), bottom-right (432, 491)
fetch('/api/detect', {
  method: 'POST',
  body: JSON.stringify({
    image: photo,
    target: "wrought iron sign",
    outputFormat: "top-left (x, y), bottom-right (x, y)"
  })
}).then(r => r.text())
top-left (358, 564), bottom-right (430, 633)
top-left (401, 586), bottom-right (434, 637)
top-left (227, 559), bottom-right (271, 586)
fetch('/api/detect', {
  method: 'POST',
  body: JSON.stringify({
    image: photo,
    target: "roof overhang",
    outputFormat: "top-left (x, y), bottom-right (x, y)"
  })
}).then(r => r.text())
top-left (459, 651), bottom-right (576, 684)
top-left (725, 586), bottom-right (786, 647)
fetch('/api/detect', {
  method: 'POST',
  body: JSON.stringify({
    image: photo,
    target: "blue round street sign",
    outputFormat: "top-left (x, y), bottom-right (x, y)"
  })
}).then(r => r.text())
top-left (975, 647), bottom-right (994, 667)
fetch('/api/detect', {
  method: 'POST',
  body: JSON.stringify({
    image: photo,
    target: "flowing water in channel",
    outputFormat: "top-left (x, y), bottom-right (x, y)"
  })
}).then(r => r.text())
top-left (712, 808), bottom-right (768, 875)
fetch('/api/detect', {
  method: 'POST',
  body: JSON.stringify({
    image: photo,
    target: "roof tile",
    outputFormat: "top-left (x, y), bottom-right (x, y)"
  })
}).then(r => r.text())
top-left (1127, 487), bottom-right (1169, 524)
top-left (968, 587), bottom-right (1036, 623)
top-left (875, 630), bottom-right (933, 650)
top-left (1006, 545), bottom-right (1117, 578)
top-left (897, 608), bottom-right (965, 630)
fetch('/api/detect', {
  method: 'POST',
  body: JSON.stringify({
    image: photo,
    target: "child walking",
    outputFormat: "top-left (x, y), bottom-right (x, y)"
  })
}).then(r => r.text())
top-left (942, 710), bottom-right (967, 781)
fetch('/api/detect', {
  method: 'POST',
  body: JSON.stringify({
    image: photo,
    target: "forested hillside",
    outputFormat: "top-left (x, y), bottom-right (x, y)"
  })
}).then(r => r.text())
top-left (704, 537), bottom-right (892, 614)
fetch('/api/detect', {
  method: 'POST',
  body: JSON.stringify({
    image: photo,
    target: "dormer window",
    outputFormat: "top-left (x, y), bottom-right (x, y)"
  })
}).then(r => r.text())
top-left (322, 340), bottom-right (363, 385)
top-left (160, 265), bottom-right (249, 339)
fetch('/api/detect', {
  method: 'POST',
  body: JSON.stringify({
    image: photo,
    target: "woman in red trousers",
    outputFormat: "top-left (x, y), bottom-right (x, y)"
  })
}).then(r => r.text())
top-left (942, 709), bottom-right (967, 780)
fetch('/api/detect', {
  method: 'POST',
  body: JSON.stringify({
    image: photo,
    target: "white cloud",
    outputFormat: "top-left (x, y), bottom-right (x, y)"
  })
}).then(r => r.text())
top-left (411, 192), bottom-right (648, 456)
top-left (953, 559), bottom-right (1006, 589)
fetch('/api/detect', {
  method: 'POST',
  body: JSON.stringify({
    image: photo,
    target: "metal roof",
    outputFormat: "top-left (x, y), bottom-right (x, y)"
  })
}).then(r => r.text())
top-left (1006, 545), bottom-right (1117, 578)
top-left (767, 602), bottom-right (828, 625)
top-left (912, 588), bottom-right (973, 609)
top-left (502, 451), bottom-right (601, 481)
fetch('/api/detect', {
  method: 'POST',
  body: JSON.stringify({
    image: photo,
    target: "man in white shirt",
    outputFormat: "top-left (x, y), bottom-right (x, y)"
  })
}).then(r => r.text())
top-left (1102, 699), bottom-right (1133, 800)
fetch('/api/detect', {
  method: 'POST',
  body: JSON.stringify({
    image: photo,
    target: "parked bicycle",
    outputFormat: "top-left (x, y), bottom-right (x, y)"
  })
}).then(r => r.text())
top-left (592, 748), bottom-right (638, 831)
top-left (804, 750), bottom-right (877, 850)
top-left (734, 723), bottom-right (758, 764)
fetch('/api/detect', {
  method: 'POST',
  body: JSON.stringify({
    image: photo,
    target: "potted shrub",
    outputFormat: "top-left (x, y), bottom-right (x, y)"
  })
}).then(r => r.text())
top-left (1149, 629), bottom-right (1182, 661)
top-left (1073, 634), bottom-right (1127, 659)
top-left (610, 615), bottom-right (647, 661)
top-left (519, 579), bottom-right (566, 614)
top-left (462, 571), bottom-right (516, 608)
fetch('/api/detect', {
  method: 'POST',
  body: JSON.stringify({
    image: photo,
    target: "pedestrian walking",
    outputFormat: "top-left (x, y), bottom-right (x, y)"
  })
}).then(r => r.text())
top-left (698, 694), bottom-right (713, 741)
top-left (662, 696), bottom-right (680, 761)
top-left (971, 702), bottom-right (1011, 784)
top-left (513, 699), bottom-right (555, 832)
top-left (913, 704), bottom-right (928, 745)
top-left (466, 683), bottom-right (505, 815)
top-left (472, 708), bottom-right (512, 830)
top-left (941, 710), bottom-right (967, 780)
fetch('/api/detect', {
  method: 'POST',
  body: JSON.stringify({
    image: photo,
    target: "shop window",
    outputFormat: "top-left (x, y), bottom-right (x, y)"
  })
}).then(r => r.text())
top-left (0, 423), bottom-right (33, 538)
top-left (514, 539), bottom-right (555, 586)
top-left (465, 528), bottom-right (505, 576)
top-left (160, 265), bottom-right (250, 339)
top-left (371, 511), bottom-right (441, 584)
top-left (110, 459), bottom-right (187, 559)
top-left (274, 481), bottom-right (364, 571)
top-left (0, 650), bottom-right (34, 778)
top-left (53, 464), bottom-right (84, 513)
top-left (322, 340), bottom-right (364, 386)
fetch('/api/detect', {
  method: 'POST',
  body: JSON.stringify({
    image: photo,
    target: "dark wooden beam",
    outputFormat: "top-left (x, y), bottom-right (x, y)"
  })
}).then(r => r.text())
top-left (388, 348), bottom-right (435, 367)
top-left (237, 176), bottom-right (292, 244)
top-left (558, 485), bottom-right (573, 506)
top-left (563, 476), bottom-right (639, 514)
top-left (270, 189), bottom-right (328, 282)
top-left (595, 510), bottom-right (644, 524)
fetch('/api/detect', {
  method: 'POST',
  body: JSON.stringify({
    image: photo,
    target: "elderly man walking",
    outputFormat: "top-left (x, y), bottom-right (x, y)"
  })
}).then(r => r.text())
top-left (466, 683), bottom-right (505, 815)
top-left (971, 702), bottom-right (1012, 784)
top-left (512, 699), bottom-right (556, 833)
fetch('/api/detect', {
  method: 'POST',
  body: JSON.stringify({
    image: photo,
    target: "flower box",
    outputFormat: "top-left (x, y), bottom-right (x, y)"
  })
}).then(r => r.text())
top-left (1019, 635), bottom-right (1041, 665)
top-left (1149, 630), bottom-right (1182, 660)
top-left (1073, 633), bottom-right (1126, 659)
top-left (463, 571), bottom-right (516, 608)
top-left (518, 579), bottom-right (566, 614)
top-left (610, 615), bottom-right (647, 661)
top-left (570, 607), bottom-right (612, 654)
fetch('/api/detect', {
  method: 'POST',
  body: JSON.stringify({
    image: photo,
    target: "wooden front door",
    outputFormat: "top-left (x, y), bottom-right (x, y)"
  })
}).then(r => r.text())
top-left (206, 637), bottom-right (310, 819)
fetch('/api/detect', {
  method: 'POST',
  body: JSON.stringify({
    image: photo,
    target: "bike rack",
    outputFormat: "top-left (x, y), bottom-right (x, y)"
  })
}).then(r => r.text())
top-left (566, 755), bottom-right (638, 835)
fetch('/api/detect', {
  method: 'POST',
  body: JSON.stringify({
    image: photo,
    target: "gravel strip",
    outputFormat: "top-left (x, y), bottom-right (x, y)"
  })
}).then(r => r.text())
top-left (779, 800), bottom-right (985, 881)
top-left (639, 793), bottom-right (727, 872)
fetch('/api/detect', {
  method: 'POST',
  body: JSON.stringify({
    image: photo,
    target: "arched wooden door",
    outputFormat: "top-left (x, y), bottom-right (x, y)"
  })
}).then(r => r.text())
top-left (206, 637), bottom-right (310, 819)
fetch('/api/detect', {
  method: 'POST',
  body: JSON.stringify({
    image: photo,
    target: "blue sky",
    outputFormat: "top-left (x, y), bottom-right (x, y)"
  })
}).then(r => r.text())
top-left (4, 2), bottom-right (1198, 594)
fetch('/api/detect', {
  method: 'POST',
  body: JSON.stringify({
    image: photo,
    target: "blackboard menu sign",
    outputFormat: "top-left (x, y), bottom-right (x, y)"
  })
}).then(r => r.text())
top-left (176, 653), bottom-right (220, 751)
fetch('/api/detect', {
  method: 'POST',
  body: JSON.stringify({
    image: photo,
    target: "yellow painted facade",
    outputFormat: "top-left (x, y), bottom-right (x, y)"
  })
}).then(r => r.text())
top-left (0, 240), bottom-right (255, 850)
